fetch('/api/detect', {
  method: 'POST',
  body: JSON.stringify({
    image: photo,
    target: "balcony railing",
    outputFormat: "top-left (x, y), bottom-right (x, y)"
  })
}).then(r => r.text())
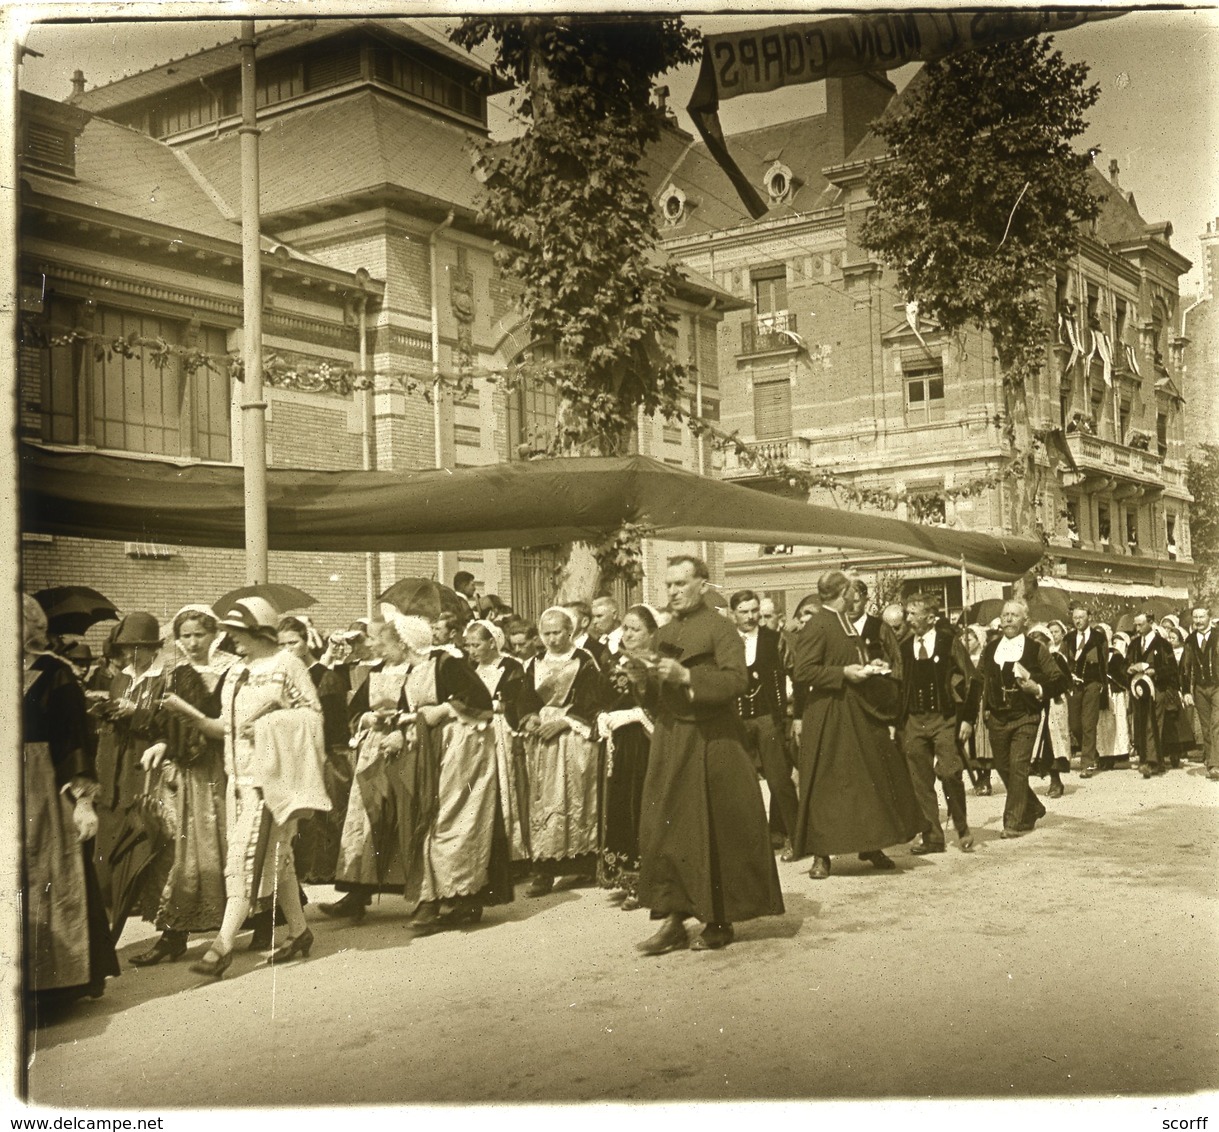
top-left (721, 435), bottom-right (815, 477)
top-left (1065, 431), bottom-right (1164, 483)
top-left (740, 312), bottom-right (799, 356)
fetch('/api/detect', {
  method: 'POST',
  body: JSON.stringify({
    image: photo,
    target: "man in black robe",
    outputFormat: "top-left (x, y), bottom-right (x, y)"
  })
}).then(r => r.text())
top-left (1127, 611), bottom-right (1179, 778)
top-left (635, 556), bottom-right (784, 954)
top-left (791, 571), bottom-right (925, 879)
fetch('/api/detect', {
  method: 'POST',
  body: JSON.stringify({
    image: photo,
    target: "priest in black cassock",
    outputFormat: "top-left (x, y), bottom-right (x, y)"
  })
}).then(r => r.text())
top-left (634, 556), bottom-right (784, 954)
top-left (790, 570), bottom-right (926, 879)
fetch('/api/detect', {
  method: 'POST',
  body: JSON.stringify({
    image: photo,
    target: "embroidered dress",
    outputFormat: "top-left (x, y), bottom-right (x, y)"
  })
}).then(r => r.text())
top-left (476, 657), bottom-right (530, 861)
top-left (403, 652), bottom-right (510, 909)
top-left (595, 690), bottom-right (652, 895)
top-left (149, 659), bottom-right (229, 932)
top-left (521, 649), bottom-right (603, 864)
top-left (335, 661), bottom-right (410, 891)
top-left (221, 651), bottom-right (326, 908)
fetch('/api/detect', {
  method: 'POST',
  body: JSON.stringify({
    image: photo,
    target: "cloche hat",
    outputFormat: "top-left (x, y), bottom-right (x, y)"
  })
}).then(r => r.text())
top-left (216, 597), bottom-right (280, 640)
top-left (113, 611), bottom-right (164, 647)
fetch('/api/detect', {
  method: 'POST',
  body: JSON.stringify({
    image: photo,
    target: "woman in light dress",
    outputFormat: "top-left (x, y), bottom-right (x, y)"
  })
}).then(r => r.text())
top-left (1097, 626), bottom-right (1132, 767)
top-left (164, 597), bottom-right (328, 977)
top-left (520, 607), bottom-right (604, 897)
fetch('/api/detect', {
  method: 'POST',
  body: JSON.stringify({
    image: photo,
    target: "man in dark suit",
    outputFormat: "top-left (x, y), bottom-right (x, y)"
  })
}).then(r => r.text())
top-left (1063, 604), bottom-right (1110, 778)
top-left (1182, 605), bottom-right (1219, 781)
top-left (730, 589), bottom-right (798, 859)
top-left (899, 593), bottom-right (973, 854)
top-left (1128, 611), bottom-right (1180, 778)
top-left (961, 599), bottom-right (1069, 838)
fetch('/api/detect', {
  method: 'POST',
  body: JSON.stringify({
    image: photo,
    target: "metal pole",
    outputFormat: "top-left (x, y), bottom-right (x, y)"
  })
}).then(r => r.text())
top-left (359, 296), bottom-right (378, 618)
top-left (239, 20), bottom-right (268, 584)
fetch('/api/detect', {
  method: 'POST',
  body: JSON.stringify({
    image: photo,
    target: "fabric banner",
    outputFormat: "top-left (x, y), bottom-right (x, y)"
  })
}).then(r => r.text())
top-left (688, 9), bottom-right (1126, 218)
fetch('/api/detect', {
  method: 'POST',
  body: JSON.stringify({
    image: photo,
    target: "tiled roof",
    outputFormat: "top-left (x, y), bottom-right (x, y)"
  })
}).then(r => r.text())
top-left (1086, 164), bottom-right (1152, 245)
top-left (182, 89), bottom-right (484, 219)
top-left (24, 112), bottom-right (242, 243)
top-left (648, 113), bottom-right (847, 238)
top-left (71, 18), bottom-right (495, 114)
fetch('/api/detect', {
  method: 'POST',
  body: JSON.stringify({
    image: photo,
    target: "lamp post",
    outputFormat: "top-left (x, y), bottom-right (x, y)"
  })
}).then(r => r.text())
top-left (239, 20), bottom-right (268, 584)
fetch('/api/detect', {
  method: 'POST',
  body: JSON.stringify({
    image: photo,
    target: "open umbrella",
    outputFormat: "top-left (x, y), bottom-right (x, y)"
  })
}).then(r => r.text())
top-left (34, 585), bottom-right (119, 637)
top-left (379, 578), bottom-right (468, 620)
top-left (214, 583), bottom-right (317, 617)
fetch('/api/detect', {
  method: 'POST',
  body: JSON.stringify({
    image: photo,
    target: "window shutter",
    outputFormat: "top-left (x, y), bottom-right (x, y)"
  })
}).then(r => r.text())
top-left (753, 379), bottom-right (791, 440)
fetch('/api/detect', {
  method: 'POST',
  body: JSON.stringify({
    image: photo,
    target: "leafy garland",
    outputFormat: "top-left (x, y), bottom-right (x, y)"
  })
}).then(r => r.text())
top-left (26, 317), bottom-right (1029, 517)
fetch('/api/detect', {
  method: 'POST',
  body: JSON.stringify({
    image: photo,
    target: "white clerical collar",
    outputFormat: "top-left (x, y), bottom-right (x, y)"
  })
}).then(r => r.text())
top-left (994, 634), bottom-right (1025, 663)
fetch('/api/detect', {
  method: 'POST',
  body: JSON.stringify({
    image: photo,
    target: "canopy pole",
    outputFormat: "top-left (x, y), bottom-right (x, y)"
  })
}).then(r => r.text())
top-left (357, 295), bottom-right (379, 619)
top-left (960, 554), bottom-right (969, 620)
top-left (239, 21), bottom-right (267, 585)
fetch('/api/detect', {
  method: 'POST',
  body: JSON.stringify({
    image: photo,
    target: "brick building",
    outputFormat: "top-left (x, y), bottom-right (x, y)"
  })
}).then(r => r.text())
top-left (1182, 219), bottom-right (1219, 452)
top-left (654, 72), bottom-right (1197, 618)
top-left (20, 19), bottom-right (740, 633)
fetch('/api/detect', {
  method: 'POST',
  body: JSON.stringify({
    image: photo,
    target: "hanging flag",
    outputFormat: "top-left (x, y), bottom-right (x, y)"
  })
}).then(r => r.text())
top-left (687, 10), bottom-right (1126, 218)
top-left (1063, 315), bottom-right (1082, 372)
top-left (1096, 331), bottom-right (1113, 386)
top-left (1082, 328), bottom-right (1097, 374)
top-left (1126, 343), bottom-right (1142, 376)
top-left (905, 299), bottom-right (928, 348)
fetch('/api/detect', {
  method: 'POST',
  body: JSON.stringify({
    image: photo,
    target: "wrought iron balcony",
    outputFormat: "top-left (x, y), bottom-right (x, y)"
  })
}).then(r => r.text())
top-left (740, 312), bottom-right (799, 356)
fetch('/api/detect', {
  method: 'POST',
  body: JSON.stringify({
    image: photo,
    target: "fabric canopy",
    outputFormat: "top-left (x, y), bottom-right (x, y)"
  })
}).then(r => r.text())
top-left (20, 444), bottom-right (1043, 581)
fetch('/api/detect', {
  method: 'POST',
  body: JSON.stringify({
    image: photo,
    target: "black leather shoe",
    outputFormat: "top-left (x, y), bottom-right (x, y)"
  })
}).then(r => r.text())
top-left (1140, 764), bottom-right (1154, 779)
top-left (808, 856), bottom-right (831, 879)
top-left (959, 830), bottom-right (975, 852)
top-left (1080, 766), bottom-right (1098, 779)
top-left (130, 933), bottom-right (188, 967)
top-left (859, 850), bottom-right (896, 870)
top-left (910, 840), bottom-right (946, 856)
top-left (779, 838), bottom-right (796, 862)
top-left (190, 947), bottom-right (233, 979)
top-left (691, 922), bottom-right (734, 951)
top-left (319, 894), bottom-right (367, 923)
top-left (1048, 782), bottom-right (1064, 798)
top-left (636, 915), bottom-right (688, 955)
top-left (267, 928), bottom-right (313, 964)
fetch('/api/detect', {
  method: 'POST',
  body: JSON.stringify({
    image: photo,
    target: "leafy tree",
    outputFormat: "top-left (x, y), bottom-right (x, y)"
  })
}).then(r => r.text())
top-left (451, 16), bottom-right (701, 599)
top-left (860, 36), bottom-right (1101, 534)
top-left (1187, 443), bottom-right (1219, 604)
top-left (452, 16), bottom-right (701, 455)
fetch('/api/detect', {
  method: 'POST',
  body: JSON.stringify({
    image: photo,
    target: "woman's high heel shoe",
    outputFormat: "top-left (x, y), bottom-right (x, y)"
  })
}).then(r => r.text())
top-left (130, 932), bottom-right (188, 967)
top-left (189, 947), bottom-right (233, 979)
top-left (268, 927), bottom-right (314, 964)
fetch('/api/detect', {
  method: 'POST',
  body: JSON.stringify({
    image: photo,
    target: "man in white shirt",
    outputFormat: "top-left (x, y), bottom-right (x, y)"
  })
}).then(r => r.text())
top-left (590, 595), bottom-right (623, 656)
top-left (1182, 605), bottom-right (1219, 780)
top-left (731, 590), bottom-right (798, 858)
top-left (960, 600), bottom-right (1068, 838)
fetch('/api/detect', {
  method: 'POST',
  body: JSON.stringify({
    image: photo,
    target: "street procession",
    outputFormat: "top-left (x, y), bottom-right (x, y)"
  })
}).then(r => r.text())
top-left (11, 4), bottom-right (1219, 1115)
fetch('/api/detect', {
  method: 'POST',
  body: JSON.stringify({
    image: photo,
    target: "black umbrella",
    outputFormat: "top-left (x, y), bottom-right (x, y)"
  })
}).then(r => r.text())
top-left (379, 578), bottom-right (469, 620)
top-left (108, 771), bottom-right (177, 943)
top-left (34, 585), bottom-right (119, 637)
top-left (214, 583), bottom-right (317, 617)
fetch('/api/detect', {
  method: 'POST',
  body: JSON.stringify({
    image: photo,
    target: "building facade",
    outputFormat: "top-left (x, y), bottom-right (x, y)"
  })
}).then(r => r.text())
top-left (20, 19), bottom-right (739, 633)
top-left (656, 73), bottom-right (1196, 619)
top-left (1182, 219), bottom-right (1219, 452)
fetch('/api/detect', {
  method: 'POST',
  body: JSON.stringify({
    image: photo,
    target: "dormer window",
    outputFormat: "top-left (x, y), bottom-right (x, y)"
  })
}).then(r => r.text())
top-left (659, 183), bottom-right (687, 227)
top-left (764, 161), bottom-right (793, 204)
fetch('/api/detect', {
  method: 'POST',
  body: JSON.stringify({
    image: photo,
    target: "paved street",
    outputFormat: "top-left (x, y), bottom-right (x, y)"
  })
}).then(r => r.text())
top-left (24, 762), bottom-right (1219, 1108)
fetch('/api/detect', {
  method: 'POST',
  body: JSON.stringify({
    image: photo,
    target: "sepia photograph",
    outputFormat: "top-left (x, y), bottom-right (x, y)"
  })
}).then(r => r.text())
top-left (5, 3), bottom-right (1219, 1127)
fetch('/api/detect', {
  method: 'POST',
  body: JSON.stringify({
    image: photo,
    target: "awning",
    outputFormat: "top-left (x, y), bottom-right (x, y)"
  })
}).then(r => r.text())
top-left (20, 444), bottom-right (1044, 581)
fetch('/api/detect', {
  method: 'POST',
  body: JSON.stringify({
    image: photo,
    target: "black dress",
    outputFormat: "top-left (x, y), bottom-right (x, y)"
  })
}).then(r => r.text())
top-left (596, 676), bottom-right (652, 896)
top-left (23, 655), bottom-right (120, 1016)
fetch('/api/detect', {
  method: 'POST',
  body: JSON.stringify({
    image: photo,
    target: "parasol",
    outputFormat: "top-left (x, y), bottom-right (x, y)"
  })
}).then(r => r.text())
top-left (214, 583), bottom-right (317, 617)
top-left (379, 578), bottom-right (469, 620)
top-left (34, 585), bottom-right (119, 637)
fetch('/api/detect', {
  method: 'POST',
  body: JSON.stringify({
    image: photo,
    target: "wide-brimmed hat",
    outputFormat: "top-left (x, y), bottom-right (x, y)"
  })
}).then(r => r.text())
top-left (216, 597), bottom-right (280, 640)
top-left (1130, 673), bottom-right (1156, 701)
top-left (113, 611), bottom-right (164, 647)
